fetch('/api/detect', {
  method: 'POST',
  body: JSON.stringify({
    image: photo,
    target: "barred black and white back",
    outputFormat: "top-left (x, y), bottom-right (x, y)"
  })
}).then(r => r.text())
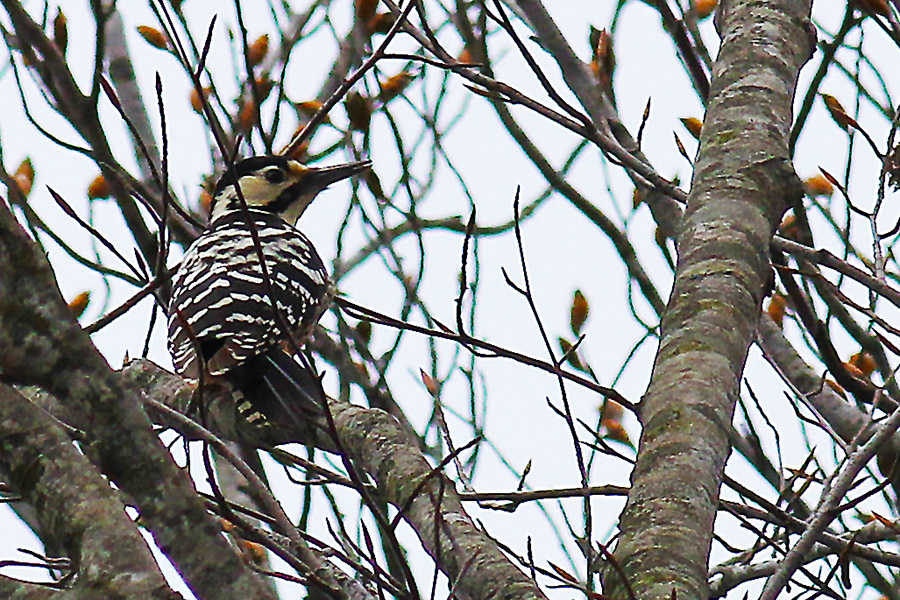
top-left (167, 209), bottom-right (333, 380)
top-left (165, 155), bottom-right (370, 426)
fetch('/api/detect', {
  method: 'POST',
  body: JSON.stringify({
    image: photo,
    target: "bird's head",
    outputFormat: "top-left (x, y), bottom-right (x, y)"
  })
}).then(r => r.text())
top-left (209, 156), bottom-right (371, 224)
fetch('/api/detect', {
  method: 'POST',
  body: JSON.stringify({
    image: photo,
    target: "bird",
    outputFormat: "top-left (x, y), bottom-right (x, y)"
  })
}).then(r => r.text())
top-left (167, 155), bottom-right (370, 428)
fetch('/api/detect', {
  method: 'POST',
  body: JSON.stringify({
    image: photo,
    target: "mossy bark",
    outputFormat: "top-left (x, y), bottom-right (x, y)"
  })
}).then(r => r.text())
top-left (606, 1), bottom-right (814, 599)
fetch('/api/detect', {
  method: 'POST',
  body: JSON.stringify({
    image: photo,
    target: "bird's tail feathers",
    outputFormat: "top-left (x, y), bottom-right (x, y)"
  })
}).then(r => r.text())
top-left (229, 349), bottom-right (325, 428)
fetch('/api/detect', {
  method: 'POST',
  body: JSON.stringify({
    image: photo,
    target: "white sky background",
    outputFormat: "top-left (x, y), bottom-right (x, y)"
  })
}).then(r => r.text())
top-left (1, 1), bottom-right (896, 598)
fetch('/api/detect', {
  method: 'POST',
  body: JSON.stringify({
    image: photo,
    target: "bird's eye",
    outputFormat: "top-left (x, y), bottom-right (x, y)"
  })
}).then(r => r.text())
top-left (264, 168), bottom-right (286, 184)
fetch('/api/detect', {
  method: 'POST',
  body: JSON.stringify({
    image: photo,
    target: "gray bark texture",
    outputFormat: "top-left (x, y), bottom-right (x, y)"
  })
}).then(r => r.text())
top-left (0, 200), bottom-right (277, 600)
top-left (129, 359), bottom-right (549, 600)
top-left (605, 1), bottom-right (814, 598)
top-left (0, 384), bottom-right (179, 599)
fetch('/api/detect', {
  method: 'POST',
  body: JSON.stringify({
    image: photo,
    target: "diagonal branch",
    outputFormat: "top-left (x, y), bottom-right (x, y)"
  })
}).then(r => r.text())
top-left (0, 198), bottom-right (276, 600)
top-left (123, 358), bottom-right (549, 600)
top-left (0, 384), bottom-right (174, 598)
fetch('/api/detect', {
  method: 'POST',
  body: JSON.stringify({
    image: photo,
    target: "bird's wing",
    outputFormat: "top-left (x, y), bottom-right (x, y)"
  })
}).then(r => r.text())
top-left (167, 213), bottom-right (330, 378)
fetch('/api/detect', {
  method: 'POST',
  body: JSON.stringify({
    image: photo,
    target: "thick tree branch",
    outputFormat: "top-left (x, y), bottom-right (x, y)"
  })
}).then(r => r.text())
top-left (0, 384), bottom-right (178, 599)
top-left (0, 576), bottom-right (58, 599)
top-left (0, 199), bottom-right (275, 600)
top-left (123, 359), bottom-right (548, 600)
top-left (607, 1), bottom-right (814, 598)
top-left (757, 314), bottom-right (900, 493)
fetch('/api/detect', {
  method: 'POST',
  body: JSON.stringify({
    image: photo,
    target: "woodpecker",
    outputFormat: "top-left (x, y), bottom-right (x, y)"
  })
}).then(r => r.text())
top-left (167, 155), bottom-right (370, 426)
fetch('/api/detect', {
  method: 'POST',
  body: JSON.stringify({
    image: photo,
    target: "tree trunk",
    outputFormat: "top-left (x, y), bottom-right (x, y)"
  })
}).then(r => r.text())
top-left (606, 1), bottom-right (814, 598)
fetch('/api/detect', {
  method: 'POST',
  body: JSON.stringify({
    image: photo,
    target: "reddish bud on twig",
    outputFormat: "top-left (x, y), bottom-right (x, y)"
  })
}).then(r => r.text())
top-left (821, 94), bottom-right (858, 131)
top-left (345, 92), bottom-right (372, 132)
top-left (189, 87), bottom-right (210, 114)
top-left (695, 0), bottom-right (718, 19)
top-left (13, 158), bottom-right (34, 198)
top-left (420, 369), bottom-right (439, 397)
top-left (379, 71), bottom-right (414, 103)
top-left (53, 9), bottom-right (67, 55)
top-left (247, 34), bottom-right (269, 68)
top-left (766, 293), bottom-right (787, 327)
top-left (803, 174), bottom-right (834, 197)
top-left (137, 25), bottom-right (168, 50)
top-left (87, 174), bottom-right (111, 199)
top-left (680, 117), bottom-right (703, 140)
top-left (849, 351), bottom-right (877, 377)
top-left (68, 291), bottom-right (90, 318)
top-left (570, 289), bottom-right (589, 334)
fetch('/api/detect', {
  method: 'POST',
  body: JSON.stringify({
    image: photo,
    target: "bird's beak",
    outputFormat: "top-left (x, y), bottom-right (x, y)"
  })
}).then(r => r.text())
top-left (292, 160), bottom-right (372, 191)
